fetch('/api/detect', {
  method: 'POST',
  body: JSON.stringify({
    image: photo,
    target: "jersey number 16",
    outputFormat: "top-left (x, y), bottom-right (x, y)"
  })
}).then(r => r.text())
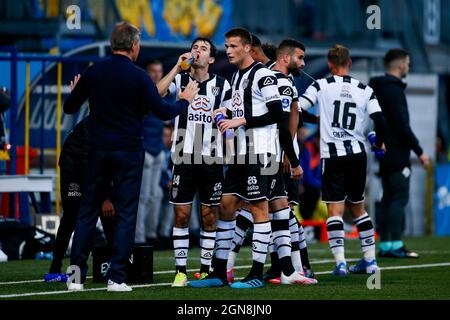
top-left (332, 100), bottom-right (356, 130)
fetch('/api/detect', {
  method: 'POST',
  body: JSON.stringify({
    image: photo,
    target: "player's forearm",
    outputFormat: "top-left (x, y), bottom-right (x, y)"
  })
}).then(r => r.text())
top-left (370, 111), bottom-right (387, 147)
top-left (151, 98), bottom-right (189, 120)
top-left (245, 101), bottom-right (283, 128)
top-left (302, 109), bottom-right (318, 124)
top-left (157, 64), bottom-right (180, 97)
top-left (289, 101), bottom-right (300, 136)
top-left (279, 125), bottom-right (300, 168)
top-left (398, 125), bottom-right (423, 156)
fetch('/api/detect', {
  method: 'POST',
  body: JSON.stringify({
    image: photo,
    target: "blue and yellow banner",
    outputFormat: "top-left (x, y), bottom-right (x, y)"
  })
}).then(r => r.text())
top-left (115, 0), bottom-right (233, 44)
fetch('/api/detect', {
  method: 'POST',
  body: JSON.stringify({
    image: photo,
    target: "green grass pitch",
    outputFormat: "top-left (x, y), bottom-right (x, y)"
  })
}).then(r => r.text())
top-left (1, 237), bottom-right (449, 300)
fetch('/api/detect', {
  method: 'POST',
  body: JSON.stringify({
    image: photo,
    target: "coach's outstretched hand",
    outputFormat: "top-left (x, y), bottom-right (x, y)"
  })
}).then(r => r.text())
top-left (70, 74), bottom-right (81, 91)
top-left (178, 80), bottom-right (200, 104)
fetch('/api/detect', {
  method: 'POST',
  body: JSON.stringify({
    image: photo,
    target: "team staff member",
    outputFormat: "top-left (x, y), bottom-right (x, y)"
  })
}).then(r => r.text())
top-left (44, 118), bottom-right (115, 283)
top-left (369, 49), bottom-right (430, 258)
top-left (64, 21), bottom-right (199, 292)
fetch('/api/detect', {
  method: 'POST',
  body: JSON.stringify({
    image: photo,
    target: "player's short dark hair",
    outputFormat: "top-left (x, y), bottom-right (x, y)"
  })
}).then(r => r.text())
top-left (110, 21), bottom-right (140, 51)
top-left (145, 59), bottom-right (162, 68)
top-left (251, 34), bottom-right (262, 47)
top-left (384, 49), bottom-right (409, 68)
top-left (328, 44), bottom-right (350, 67)
top-left (191, 37), bottom-right (217, 58)
top-left (261, 43), bottom-right (277, 61)
top-left (225, 27), bottom-right (252, 45)
top-left (277, 39), bottom-right (306, 57)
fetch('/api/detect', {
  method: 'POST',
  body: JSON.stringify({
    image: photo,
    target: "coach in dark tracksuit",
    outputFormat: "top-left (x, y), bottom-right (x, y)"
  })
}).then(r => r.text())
top-left (369, 49), bottom-right (430, 259)
top-left (63, 22), bottom-right (199, 291)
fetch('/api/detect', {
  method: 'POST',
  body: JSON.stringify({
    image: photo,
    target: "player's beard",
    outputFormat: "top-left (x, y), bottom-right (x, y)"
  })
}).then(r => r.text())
top-left (288, 66), bottom-right (301, 77)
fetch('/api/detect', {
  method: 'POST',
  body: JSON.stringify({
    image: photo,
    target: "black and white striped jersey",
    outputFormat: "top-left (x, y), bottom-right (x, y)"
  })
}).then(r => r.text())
top-left (170, 73), bottom-right (231, 157)
top-left (301, 75), bottom-right (381, 159)
top-left (272, 71), bottom-right (299, 161)
top-left (265, 60), bottom-right (276, 69)
top-left (225, 61), bottom-right (281, 156)
top-left (275, 72), bottom-right (299, 114)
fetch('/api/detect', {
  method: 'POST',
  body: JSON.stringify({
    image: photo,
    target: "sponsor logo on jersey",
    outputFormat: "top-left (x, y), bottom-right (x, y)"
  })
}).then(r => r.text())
top-left (340, 85), bottom-right (353, 99)
top-left (69, 183), bottom-right (80, 191)
top-left (189, 96), bottom-right (213, 123)
top-left (231, 91), bottom-right (242, 108)
top-left (191, 96), bottom-right (212, 112)
top-left (247, 176), bottom-right (257, 185)
top-left (232, 109), bottom-right (244, 118)
top-left (263, 76), bottom-right (275, 86)
top-left (68, 182), bottom-right (81, 196)
top-left (188, 112), bottom-right (213, 123)
top-left (333, 131), bottom-right (352, 138)
top-left (264, 94), bottom-right (280, 102)
top-left (282, 87), bottom-right (292, 96)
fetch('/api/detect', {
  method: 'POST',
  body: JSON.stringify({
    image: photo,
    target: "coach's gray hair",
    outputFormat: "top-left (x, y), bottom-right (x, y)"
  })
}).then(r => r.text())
top-left (110, 22), bottom-right (140, 51)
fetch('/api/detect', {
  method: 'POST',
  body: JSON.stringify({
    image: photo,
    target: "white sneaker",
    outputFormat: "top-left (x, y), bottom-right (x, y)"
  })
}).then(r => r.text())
top-left (280, 272), bottom-right (318, 285)
top-left (67, 283), bottom-right (84, 291)
top-left (107, 279), bottom-right (133, 292)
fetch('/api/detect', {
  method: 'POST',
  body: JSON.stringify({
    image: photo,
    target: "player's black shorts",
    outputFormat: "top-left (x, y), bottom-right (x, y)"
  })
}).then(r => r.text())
top-left (170, 163), bottom-right (224, 206)
top-left (283, 171), bottom-right (300, 205)
top-left (222, 155), bottom-right (278, 202)
top-left (268, 165), bottom-right (288, 202)
top-left (321, 153), bottom-right (367, 203)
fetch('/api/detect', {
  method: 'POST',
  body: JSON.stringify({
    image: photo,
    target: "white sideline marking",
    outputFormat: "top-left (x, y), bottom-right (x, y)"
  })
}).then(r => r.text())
top-left (1, 261), bottom-right (449, 298)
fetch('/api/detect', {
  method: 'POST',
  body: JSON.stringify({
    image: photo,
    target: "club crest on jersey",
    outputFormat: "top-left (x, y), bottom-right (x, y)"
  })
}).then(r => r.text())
top-left (242, 79), bottom-right (249, 89)
top-left (211, 86), bottom-right (220, 96)
top-left (172, 187), bottom-right (178, 199)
